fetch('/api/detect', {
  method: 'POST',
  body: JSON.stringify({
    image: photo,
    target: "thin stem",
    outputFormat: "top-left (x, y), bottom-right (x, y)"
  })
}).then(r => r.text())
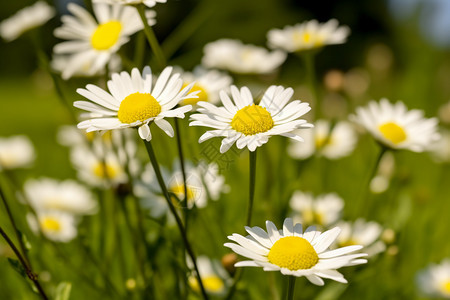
top-left (143, 140), bottom-right (209, 300)
top-left (286, 276), bottom-right (296, 300)
top-left (247, 150), bottom-right (257, 226)
top-left (0, 226), bottom-right (48, 300)
top-left (174, 118), bottom-right (189, 225)
top-left (302, 52), bottom-right (319, 118)
top-left (136, 4), bottom-right (166, 69)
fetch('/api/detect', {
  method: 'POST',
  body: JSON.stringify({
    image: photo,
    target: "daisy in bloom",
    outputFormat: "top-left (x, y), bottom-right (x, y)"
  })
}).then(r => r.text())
top-left (417, 259), bottom-right (450, 298)
top-left (352, 98), bottom-right (440, 152)
top-left (335, 219), bottom-right (385, 257)
top-left (267, 19), bottom-right (350, 52)
top-left (51, 53), bottom-right (122, 78)
top-left (202, 39), bottom-right (287, 74)
top-left (53, 3), bottom-right (155, 79)
top-left (288, 120), bottom-right (357, 160)
top-left (190, 85), bottom-right (313, 153)
top-left (290, 191), bottom-right (344, 229)
top-left (224, 218), bottom-right (367, 285)
top-left (24, 178), bottom-right (97, 215)
top-left (27, 211), bottom-right (78, 243)
top-left (0, 135), bottom-right (35, 170)
top-left (93, 0), bottom-right (167, 8)
top-left (0, 1), bottom-right (55, 42)
top-left (179, 66), bottom-right (232, 106)
top-left (75, 66), bottom-right (196, 141)
top-left (188, 256), bottom-right (230, 296)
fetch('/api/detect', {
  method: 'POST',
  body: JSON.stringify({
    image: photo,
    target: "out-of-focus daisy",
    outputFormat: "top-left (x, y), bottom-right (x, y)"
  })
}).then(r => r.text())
top-left (51, 53), bottom-right (122, 78)
top-left (267, 19), bottom-right (350, 53)
top-left (75, 66), bottom-right (196, 141)
top-left (180, 67), bottom-right (232, 106)
top-left (290, 191), bottom-right (344, 229)
top-left (190, 85), bottom-right (313, 153)
top-left (57, 125), bottom-right (112, 147)
top-left (335, 219), bottom-right (385, 257)
top-left (288, 120), bottom-right (357, 160)
top-left (202, 39), bottom-right (287, 74)
top-left (370, 151), bottom-right (395, 194)
top-left (53, 3), bottom-right (155, 79)
top-left (0, 136), bottom-right (35, 170)
top-left (0, 1), bottom-right (55, 42)
top-left (225, 218), bottom-right (367, 285)
top-left (351, 98), bottom-right (439, 152)
top-left (27, 211), bottom-right (77, 243)
top-left (188, 256), bottom-right (230, 296)
top-left (429, 129), bottom-right (450, 163)
top-left (417, 259), bottom-right (450, 298)
top-left (93, 0), bottom-right (167, 8)
top-left (70, 146), bottom-right (127, 188)
top-left (24, 178), bottom-right (97, 215)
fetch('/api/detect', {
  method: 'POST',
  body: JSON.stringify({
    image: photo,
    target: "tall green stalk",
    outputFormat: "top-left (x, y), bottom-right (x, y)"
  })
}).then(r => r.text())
top-left (143, 140), bottom-right (209, 300)
top-left (247, 150), bottom-right (258, 226)
top-left (286, 276), bottom-right (296, 300)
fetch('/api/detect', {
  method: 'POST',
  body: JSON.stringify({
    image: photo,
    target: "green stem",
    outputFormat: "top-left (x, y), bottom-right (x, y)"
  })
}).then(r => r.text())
top-left (247, 150), bottom-right (257, 226)
top-left (0, 226), bottom-right (48, 300)
top-left (302, 52), bottom-right (319, 118)
top-left (143, 140), bottom-right (209, 300)
top-left (286, 276), bottom-right (296, 300)
top-left (136, 4), bottom-right (166, 69)
top-left (174, 118), bottom-right (189, 226)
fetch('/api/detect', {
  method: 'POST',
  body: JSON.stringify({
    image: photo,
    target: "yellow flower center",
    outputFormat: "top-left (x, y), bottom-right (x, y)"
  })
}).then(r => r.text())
top-left (268, 236), bottom-right (319, 270)
top-left (315, 135), bottom-right (332, 149)
top-left (181, 83), bottom-right (208, 106)
top-left (378, 122), bottom-right (407, 145)
top-left (441, 280), bottom-right (450, 295)
top-left (40, 217), bottom-right (61, 232)
top-left (91, 21), bottom-right (122, 50)
top-left (189, 275), bottom-right (224, 294)
top-left (93, 162), bottom-right (120, 179)
top-left (301, 210), bottom-right (325, 226)
top-left (169, 184), bottom-right (199, 208)
top-left (293, 31), bottom-right (323, 48)
top-left (118, 92), bottom-right (161, 124)
top-left (231, 104), bottom-right (274, 136)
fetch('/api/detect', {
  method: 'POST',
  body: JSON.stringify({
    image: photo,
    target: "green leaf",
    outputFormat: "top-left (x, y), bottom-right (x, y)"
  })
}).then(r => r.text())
top-left (55, 282), bottom-right (72, 300)
top-left (7, 258), bottom-right (26, 278)
top-left (18, 230), bottom-right (32, 252)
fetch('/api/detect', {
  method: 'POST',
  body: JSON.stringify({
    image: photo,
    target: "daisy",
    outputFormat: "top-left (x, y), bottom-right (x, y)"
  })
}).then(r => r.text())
top-left (74, 66), bottom-right (197, 141)
top-left (0, 1), bottom-right (55, 42)
top-left (24, 178), bottom-right (97, 215)
top-left (288, 120), bottom-right (357, 160)
top-left (351, 98), bottom-right (440, 152)
top-left (290, 191), bottom-right (344, 229)
top-left (202, 39), bottom-right (287, 74)
top-left (267, 19), bottom-right (350, 53)
top-left (417, 259), bottom-right (450, 298)
top-left (53, 3), bottom-right (155, 79)
top-left (0, 135), bottom-right (35, 170)
top-left (224, 218), bottom-right (367, 285)
top-left (190, 85), bottom-right (313, 153)
top-left (51, 53), bottom-right (122, 78)
top-left (188, 256), bottom-right (230, 296)
top-left (335, 219), bottom-right (385, 257)
top-left (180, 66), bottom-right (232, 106)
top-left (27, 211), bottom-right (78, 243)
top-left (93, 0), bottom-right (167, 8)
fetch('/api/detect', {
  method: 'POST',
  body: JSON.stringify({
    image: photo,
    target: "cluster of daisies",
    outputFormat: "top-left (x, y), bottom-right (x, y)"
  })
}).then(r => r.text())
top-left (1, 0), bottom-right (449, 298)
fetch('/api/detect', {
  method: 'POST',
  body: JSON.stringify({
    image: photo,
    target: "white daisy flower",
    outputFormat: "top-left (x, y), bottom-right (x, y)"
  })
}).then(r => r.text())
top-left (51, 53), bottom-right (122, 78)
top-left (288, 120), bottom-right (357, 160)
top-left (351, 98), bottom-right (440, 152)
top-left (202, 39), bottom-right (287, 74)
top-left (75, 66), bottom-right (196, 141)
top-left (267, 19), bottom-right (350, 53)
top-left (417, 259), bottom-right (450, 298)
top-left (24, 178), bottom-right (97, 215)
top-left (27, 211), bottom-right (78, 243)
top-left (0, 135), bottom-right (35, 170)
top-left (224, 218), bottom-right (367, 285)
top-left (93, 0), bottom-right (167, 8)
top-left (53, 3), bottom-right (155, 79)
top-left (180, 66), bottom-right (233, 106)
top-left (0, 1), bottom-right (55, 42)
top-left (290, 191), bottom-right (344, 229)
top-left (188, 256), bottom-right (230, 296)
top-left (335, 219), bottom-right (385, 257)
top-left (190, 85), bottom-right (313, 153)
